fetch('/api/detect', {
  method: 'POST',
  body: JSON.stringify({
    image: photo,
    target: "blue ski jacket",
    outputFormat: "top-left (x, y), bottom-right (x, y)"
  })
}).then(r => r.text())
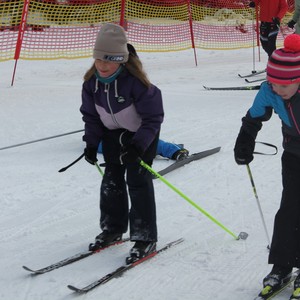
top-left (241, 81), bottom-right (300, 156)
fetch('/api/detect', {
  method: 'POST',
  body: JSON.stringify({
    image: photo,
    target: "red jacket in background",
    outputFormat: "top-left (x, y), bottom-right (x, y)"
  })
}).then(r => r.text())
top-left (254, 0), bottom-right (288, 22)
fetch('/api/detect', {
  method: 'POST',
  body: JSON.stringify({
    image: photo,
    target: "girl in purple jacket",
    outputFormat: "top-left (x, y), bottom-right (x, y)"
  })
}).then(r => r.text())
top-left (80, 23), bottom-right (164, 262)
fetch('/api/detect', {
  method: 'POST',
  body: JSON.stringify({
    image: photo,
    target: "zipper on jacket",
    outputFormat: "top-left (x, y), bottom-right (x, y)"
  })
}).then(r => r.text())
top-left (105, 83), bottom-right (121, 128)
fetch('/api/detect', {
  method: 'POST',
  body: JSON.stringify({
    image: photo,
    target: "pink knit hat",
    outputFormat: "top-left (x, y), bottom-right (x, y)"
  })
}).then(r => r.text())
top-left (266, 34), bottom-right (300, 84)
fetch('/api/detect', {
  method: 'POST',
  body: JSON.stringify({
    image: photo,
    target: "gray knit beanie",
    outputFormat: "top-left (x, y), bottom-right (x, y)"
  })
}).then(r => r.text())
top-left (93, 23), bottom-right (129, 63)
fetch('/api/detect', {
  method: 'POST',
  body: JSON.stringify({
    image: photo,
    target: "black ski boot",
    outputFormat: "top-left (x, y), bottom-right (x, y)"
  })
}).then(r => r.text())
top-left (259, 265), bottom-right (292, 298)
top-left (89, 231), bottom-right (122, 251)
top-left (171, 149), bottom-right (189, 160)
top-left (126, 241), bottom-right (156, 264)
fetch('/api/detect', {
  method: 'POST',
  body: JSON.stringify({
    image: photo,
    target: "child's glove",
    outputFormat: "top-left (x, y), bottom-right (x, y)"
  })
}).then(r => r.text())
top-left (272, 17), bottom-right (280, 27)
top-left (287, 19), bottom-right (296, 29)
top-left (234, 131), bottom-right (255, 165)
top-left (84, 146), bottom-right (98, 165)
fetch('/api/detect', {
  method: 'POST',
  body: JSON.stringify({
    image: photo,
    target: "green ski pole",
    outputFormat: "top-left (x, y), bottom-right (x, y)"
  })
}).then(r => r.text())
top-left (94, 162), bottom-right (104, 176)
top-left (140, 160), bottom-right (248, 241)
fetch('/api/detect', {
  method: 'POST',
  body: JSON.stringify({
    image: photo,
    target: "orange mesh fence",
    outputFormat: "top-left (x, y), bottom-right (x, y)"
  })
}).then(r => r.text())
top-left (0, 0), bottom-right (295, 62)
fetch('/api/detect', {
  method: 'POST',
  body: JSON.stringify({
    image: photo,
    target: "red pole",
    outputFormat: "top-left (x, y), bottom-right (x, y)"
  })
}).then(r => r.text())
top-left (119, 0), bottom-right (126, 28)
top-left (255, 5), bottom-right (261, 62)
top-left (187, 0), bottom-right (197, 66)
top-left (11, 0), bottom-right (30, 86)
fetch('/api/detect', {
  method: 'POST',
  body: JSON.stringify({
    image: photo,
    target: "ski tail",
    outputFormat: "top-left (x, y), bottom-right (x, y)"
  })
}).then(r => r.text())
top-left (245, 78), bottom-right (266, 83)
top-left (204, 85), bottom-right (260, 91)
top-left (22, 238), bottom-right (130, 275)
top-left (238, 69), bottom-right (266, 78)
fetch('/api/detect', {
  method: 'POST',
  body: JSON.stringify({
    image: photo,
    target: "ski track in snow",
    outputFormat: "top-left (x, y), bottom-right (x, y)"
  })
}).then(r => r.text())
top-left (0, 48), bottom-right (290, 300)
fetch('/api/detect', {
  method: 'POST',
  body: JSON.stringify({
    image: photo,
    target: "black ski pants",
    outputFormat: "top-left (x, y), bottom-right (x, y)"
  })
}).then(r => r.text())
top-left (260, 22), bottom-right (279, 57)
top-left (269, 151), bottom-right (300, 268)
top-left (99, 129), bottom-right (158, 242)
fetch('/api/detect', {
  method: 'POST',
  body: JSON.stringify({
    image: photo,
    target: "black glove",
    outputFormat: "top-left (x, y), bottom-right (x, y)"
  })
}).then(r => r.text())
top-left (234, 130), bottom-right (255, 165)
top-left (84, 146), bottom-right (98, 165)
top-left (120, 144), bottom-right (140, 164)
top-left (272, 17), bottom-right (280, 27)
top-left (249, 1), bottom-right (255, 8)
top-left (287, 19), bottom-right (296, 29)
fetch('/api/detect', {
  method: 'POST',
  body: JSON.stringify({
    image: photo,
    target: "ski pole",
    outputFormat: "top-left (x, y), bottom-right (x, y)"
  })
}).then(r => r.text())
top-left (251, 7), bottom-right (256, 73)
top-left (246, 164), bottom-right (271, 247)
top-left (94, 162), bottom-right (104, 176)
top-left (0, 129), bottom-right (84, 151)
top-left (140, 159), bottom-right (248, 241)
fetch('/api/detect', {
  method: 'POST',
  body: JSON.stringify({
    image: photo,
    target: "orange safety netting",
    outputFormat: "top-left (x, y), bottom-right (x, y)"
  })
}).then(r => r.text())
top-left (0, 0), bottom-right (295, 61)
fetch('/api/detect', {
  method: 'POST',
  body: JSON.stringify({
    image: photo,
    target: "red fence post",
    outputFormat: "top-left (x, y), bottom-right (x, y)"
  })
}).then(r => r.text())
top-left (120, 0), bottom-right (126, 29)
top-left (11, 0), bottom-right (30, 86)
top-left (187, 0), bottom-right (197, 66)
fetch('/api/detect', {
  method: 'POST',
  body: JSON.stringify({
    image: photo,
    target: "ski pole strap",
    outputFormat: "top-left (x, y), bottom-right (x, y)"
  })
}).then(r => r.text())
top-left (254, 141), bottom-right (278, 156)
top-left (58, 153), bottom-right (84, 172)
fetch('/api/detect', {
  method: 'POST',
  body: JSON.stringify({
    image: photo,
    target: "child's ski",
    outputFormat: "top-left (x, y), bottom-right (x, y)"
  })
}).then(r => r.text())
top-left (22, 238), bottom-right (130, 274)
top-left (153, 146), bottom-right (221, 179)
top-left (67, 238), bottom-right (184, 293)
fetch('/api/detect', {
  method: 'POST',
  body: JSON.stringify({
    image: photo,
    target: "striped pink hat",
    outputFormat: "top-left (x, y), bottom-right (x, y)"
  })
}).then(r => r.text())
top-left (266, 34), bottom-right (300, 84)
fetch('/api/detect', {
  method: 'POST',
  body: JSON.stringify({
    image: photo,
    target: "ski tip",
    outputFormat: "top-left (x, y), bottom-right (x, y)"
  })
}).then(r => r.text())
top-left (22, 265), bottom-right (35, 273)
top-left (22, 265), bottom-right (42, 275)
top-left (67, 284), bottom-right (84, 293)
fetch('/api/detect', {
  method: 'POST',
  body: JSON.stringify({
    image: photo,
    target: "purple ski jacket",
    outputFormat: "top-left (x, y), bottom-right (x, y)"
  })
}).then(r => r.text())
top-left (80, 69), bottom-right (164, 153)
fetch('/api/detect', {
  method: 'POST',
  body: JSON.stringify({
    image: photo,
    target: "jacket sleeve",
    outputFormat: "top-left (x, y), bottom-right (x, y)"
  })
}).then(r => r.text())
top-left (277, 0), bottom-right (289, 20)
top-left (80, 80), bottom-right (104, 148)
top-left (240, 83), bottom-right (273, 139)
top-left (131, 83), bottom-right (164, 153)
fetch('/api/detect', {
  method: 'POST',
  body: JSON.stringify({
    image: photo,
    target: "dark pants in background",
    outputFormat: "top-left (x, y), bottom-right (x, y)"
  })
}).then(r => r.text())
top-left (260, 22), bottom-right (279, 57)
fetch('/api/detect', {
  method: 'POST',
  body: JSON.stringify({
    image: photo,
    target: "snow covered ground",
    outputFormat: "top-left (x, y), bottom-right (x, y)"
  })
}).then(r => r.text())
top-left (0, 47), bottom-right (288, 300)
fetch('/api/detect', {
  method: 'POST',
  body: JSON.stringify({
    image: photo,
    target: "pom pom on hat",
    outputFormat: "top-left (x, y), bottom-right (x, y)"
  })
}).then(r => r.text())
top-left (266, 34), bottom-right (300, 84)
top-left (284, 34), bottom-right (300, 52)
top-left (93, 23), bottom-right (129, 63)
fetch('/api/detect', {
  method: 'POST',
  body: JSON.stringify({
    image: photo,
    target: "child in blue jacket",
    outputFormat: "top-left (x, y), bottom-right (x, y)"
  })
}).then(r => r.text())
top-left (234, 34), bottom-right (300, 298)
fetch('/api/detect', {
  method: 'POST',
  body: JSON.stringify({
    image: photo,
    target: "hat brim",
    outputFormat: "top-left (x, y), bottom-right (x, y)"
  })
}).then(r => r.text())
top-left (93, 50), bottom-right (128, 63)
